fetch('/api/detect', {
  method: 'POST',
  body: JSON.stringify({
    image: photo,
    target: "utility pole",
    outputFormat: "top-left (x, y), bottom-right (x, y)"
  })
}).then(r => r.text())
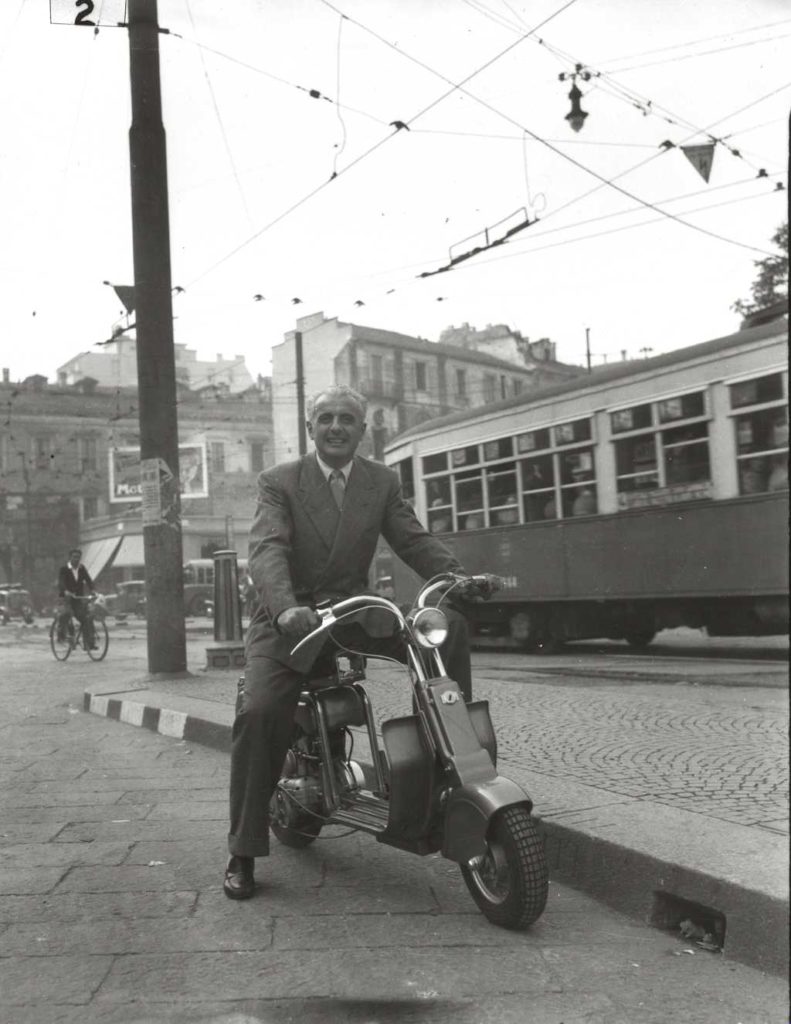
top-left (585, 327), bottom-right (592, 373)
top-left (127, 0), bottom-right (186, 673)
top-left (295, 330), bottom-right (307, 455)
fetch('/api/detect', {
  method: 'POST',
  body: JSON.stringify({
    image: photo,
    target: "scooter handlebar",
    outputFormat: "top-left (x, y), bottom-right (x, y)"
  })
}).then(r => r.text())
top-left (289, 593), bottom-right (407, 657)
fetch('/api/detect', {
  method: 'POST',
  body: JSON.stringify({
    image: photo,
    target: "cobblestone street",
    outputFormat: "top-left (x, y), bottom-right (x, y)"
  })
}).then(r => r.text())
top-left (1, 639), bottom-right (788, 1023)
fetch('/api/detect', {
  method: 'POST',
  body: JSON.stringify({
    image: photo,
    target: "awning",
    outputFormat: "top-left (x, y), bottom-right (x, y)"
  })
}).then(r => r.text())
top-left (80, 537), bottom-right (122, 582)
top-left (112, 534), bottom-right (146, 569)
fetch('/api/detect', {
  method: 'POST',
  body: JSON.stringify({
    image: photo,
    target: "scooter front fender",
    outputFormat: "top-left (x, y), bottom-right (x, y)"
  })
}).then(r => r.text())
top-left (441, 777), bottom-right (532, 864)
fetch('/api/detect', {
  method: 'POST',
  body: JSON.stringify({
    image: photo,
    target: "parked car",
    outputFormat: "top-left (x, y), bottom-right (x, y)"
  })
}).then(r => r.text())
top-left (98, 580), bottom-right (147, 620)
top-left (0, 584), bottom-right (35, 625)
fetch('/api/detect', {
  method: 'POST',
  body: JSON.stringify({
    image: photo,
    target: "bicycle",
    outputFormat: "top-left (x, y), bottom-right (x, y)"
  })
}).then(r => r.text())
top-left (49, 596), bottom-right (109, 662)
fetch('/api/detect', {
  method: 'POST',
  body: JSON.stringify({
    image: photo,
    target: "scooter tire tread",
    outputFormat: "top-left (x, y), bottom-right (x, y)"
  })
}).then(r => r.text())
top-left (461, 805), bottom-right (548, 930)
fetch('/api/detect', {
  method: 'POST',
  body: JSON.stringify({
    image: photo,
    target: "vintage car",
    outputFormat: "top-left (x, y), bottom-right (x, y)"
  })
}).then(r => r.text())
top-left (0, 584), bottom-right (35, 625)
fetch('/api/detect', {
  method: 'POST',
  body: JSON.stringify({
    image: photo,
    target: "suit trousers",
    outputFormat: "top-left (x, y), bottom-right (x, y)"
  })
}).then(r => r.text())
top-left (227, 608), bottom-right (471, 858)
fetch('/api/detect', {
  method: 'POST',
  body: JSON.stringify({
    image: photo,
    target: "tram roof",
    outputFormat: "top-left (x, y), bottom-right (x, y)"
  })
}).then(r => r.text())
top-left (389, 316), bottom-right (788, 446)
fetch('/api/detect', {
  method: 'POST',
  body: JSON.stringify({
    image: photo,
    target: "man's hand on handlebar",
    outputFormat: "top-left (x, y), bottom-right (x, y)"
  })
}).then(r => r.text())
top-left (455, 573), bottom-right (503, 603)
top-left (276, 606), bottom-right (321, 637)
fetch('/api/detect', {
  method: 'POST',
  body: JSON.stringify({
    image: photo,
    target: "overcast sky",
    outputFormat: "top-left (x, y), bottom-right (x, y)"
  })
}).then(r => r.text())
top-left (1, 0), bottom-right (788, 386)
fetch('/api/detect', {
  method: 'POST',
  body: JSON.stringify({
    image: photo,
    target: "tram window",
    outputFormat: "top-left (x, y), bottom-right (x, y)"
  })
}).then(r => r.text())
top-left (521, 453), bottom-right (554, 491)
top-left (524, 492), bottom-right (557, 522)
top-left (735, 406), bottom-right (788, 454)
top-left (396, 458), bottom-right (415, 502)
top-left (451, 444), bottom-right (479, 468)
top-left (422, 452), bottom-right (447, 475)
top-left (611, 403), bottom-right (652, 433)
top-left (455, 470), bottom-right (483, 513)
top-left (487, 464), bottom-right (519, 525)
top-left (657, 391), bottom-right (705, 423)
top-left (426, 477), bottom-right (451, 508)
top-left (554, 418), bottom-right (592, 446)
top-left (428, 509), bottom-right (453, 533)
top-left (662, 422), bottom-right (710, 485)
top-left (735, 406), bottom-right (788, 495)
top-left (559, 448), bottom-right (595, 485)
top-left (729, 373), bottom-right (784, 409)
top-left (562, 486), bottom-right (598, 518)
top-left (614, 436), bottom-right (659, 492)
top-left (517, 428), bottom-right (550, 453)
top-left (483, 437), bottom-right (513, 462)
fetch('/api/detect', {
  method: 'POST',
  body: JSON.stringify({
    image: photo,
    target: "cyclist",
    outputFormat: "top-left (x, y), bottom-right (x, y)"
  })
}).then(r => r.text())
top-left (56, 548), bottom-right (97, 649)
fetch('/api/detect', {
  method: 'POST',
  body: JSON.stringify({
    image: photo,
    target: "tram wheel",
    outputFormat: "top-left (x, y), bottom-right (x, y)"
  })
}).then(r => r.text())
top-left (508, 611), bottom-right (541, 652)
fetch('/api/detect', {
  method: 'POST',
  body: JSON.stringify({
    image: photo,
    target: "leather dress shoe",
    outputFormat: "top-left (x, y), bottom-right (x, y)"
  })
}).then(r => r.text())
top-left (223, 855), bottom-right (255, 900)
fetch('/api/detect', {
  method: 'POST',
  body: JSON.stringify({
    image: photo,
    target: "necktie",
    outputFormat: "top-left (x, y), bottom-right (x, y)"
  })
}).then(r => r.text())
top-left (329, 469), bottom-right (346, 510)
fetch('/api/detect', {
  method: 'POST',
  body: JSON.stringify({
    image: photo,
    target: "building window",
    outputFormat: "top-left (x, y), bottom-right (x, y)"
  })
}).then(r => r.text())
top-left (455, 368), bottom-right (467, 397)
top-left (414, 361), bottom-right (427, 392)
top-left (250, 441), bottom-right (264, 473)
top-left (210, 441), bottom-right (226, 474)
top-left (483, 374), bottom-right (497, 404)
top-left (512, 378), bottom-right (523, 396)
top-left (81, 436), bottom-right (98, 473)
top-left (729, 372), bottom-right (788, 494)
top-left (34, 436), bottom-right (52, 470)
top-left (371, 354), bottom-right (384, 390)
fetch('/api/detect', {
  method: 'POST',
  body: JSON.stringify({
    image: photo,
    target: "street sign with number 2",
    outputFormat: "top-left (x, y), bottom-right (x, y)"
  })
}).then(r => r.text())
top-left (49, 0), bottom-right (128, 28)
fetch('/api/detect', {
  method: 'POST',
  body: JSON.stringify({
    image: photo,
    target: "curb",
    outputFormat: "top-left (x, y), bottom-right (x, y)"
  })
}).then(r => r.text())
top-left (83, 689), bottom-right (788, 976)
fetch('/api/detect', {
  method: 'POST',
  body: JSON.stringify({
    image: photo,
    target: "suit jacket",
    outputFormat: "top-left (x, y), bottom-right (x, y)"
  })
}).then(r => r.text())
top-left (246, 453), bottom-right (463, 671)
top-left (58, 563), bottom-right (93, 598)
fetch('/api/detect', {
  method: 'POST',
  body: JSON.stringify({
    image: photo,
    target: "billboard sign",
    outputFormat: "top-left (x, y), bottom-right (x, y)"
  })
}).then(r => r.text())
top-left (109, 444), bottom-right (208, 503)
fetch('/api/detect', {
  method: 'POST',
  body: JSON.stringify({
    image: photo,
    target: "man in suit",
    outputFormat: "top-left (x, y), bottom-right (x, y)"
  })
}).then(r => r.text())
top-left (57, 548), bottom-right (97, 647)
top-left (225, 385), bottom-right (472, 900)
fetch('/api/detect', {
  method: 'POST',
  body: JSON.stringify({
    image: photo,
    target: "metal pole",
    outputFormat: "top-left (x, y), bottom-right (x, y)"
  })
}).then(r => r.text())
top-left (585, 327), bottom-right (591, 373)
top-left (128, 0), bottom-right (186, 673)
top-left (295, 330), bottom-right (307, 455)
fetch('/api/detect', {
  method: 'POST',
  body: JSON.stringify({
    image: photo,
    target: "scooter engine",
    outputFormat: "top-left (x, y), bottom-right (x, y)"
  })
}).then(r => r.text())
top-left (278, 775), bottom-right (323, 828)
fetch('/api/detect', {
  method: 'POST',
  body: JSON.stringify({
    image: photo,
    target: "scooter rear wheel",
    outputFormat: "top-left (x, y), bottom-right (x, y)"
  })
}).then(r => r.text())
top-left (460, 805), bottom-right (548, 929)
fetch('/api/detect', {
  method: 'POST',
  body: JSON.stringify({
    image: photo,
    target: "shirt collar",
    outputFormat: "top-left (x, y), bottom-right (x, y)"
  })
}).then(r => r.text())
top-left (315, 453), bottom-right (354, 482)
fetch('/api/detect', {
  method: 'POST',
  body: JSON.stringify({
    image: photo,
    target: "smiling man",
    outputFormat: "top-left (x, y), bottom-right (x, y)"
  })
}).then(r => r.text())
top-left (224, 384), bottom-right (471, 900)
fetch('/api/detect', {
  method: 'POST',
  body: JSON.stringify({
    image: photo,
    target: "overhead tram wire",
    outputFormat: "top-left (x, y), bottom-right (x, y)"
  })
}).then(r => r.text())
top-left (184, 0), bottom-right (580, 289)
top-left (184, 0), bottom-right (253, 227)
top-left (185, 0), bottom-right (781, 299)
top-left (317, 1), bottom-right (779, 258)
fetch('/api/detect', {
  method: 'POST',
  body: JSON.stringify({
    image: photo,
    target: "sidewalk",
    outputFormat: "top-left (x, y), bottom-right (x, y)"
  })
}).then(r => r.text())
top-left (78, 628), bottom-right (789, 976)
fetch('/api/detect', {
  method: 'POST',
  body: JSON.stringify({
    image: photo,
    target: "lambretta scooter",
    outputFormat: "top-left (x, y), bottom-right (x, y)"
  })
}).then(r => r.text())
top-left (269, 571), bottom-right (548, 929)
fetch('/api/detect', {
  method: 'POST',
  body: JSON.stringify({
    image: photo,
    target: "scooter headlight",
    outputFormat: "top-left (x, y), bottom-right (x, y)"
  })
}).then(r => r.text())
top-left (411, 607), bottom-right (449, 648)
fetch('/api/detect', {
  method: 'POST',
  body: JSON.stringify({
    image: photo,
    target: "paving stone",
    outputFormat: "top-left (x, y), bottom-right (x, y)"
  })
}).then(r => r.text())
top-left (0, 890), bottom-right (197, 926)
top-left (0, 953), bottom-right (113, 1006)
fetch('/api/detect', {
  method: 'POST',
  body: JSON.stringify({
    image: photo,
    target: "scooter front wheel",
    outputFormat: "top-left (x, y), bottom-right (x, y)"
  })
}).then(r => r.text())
top-left (460, 805), bottom-right (548, 929)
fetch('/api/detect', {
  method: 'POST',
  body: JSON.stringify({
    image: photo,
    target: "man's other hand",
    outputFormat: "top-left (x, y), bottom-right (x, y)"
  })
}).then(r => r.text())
top-left (276, 606), bottom-right (321, 636)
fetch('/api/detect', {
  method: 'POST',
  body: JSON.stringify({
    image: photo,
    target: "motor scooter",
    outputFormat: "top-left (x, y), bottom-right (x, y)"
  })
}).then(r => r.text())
top-left (269, 571), bottom-right (548, 929)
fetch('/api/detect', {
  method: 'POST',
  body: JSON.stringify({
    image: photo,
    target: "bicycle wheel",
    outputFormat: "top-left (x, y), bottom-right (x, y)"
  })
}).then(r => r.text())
top-left (50, 618), bottom-right (74, 661)
top-left (87, 617), bottom-right (109, 661)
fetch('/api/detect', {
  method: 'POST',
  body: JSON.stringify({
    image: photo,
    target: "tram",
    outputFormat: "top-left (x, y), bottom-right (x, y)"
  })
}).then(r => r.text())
top-left (383, 316), bottom-right (789, 650)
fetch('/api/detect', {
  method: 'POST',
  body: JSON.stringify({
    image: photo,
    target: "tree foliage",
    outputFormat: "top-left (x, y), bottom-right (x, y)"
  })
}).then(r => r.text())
top-left (732, 221), bottom-right (788, 318)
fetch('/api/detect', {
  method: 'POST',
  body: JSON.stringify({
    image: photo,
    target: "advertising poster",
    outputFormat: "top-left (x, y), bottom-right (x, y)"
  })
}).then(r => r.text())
top-left (109, 444), bottom-right (208, 503)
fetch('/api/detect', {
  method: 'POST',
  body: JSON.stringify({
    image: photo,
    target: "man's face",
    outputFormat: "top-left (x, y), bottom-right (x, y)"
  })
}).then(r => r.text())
top-left (307, 394), bottom-right (366, 468)
top-left (68, 551), bottom-right (81, 568)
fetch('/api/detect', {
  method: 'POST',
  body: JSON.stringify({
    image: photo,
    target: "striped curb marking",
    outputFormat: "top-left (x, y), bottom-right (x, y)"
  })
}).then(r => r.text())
top-left (83, 691), bottom-right (231, 753)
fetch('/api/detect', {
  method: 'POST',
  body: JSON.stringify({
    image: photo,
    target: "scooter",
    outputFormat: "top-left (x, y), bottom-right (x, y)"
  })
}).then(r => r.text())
top-left (269, 571), bottom-right (548, 929)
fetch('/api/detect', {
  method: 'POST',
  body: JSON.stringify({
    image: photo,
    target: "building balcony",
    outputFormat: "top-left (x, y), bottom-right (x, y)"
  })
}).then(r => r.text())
top-left (357, 378), bottom-right (403, 400)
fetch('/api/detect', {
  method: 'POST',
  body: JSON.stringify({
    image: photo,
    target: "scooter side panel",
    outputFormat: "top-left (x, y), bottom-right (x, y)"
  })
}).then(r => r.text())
top-left (467, 700), bottom-right (497, 768)
top-left (380, 714), bottom-right (439, 842)
top-left (442, 777), bottom-right (533, 864)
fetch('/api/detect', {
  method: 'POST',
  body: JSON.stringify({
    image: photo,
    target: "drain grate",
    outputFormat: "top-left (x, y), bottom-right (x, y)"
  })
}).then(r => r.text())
top-left (651, 892), bottom-right (726, 951)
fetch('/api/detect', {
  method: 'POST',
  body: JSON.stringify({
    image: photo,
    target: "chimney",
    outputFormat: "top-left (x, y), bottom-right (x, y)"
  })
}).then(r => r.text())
top-left (621, 350), bottom-right (628, 361)
top-left (2, 368), bottom-right (9, 383)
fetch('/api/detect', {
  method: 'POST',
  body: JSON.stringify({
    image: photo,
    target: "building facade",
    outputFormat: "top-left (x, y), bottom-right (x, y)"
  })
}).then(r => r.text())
top-left (0, 373), bottom-right (272, 609)
top-left (57, 337), bottom-right (257, 394)
top-left (272, 313), bottom-right (582, 462)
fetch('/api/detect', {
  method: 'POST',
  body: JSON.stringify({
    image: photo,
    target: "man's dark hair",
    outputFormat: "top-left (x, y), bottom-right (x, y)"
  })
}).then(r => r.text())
top-left (69, 548), bottom-right (82, 558)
